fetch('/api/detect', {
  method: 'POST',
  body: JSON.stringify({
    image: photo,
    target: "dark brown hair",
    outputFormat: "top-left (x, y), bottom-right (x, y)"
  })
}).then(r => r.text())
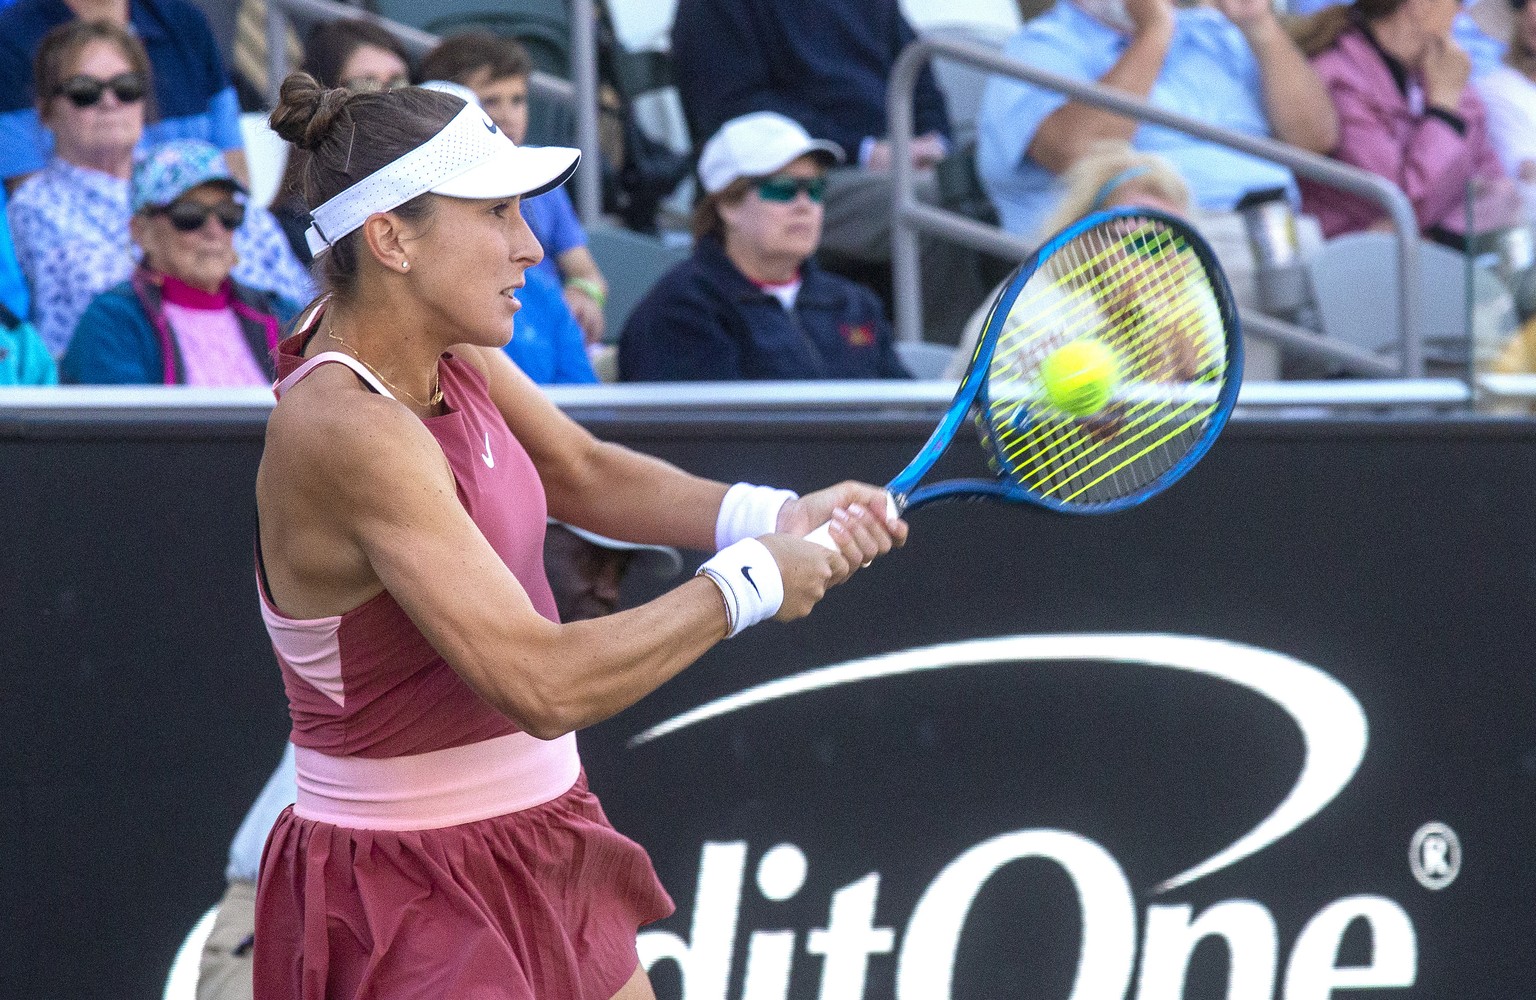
top-left (1291, 0), bottom-right (1408, 58)
top-left (301, 18), bottom-right (412, 89)
top-left (33, 19), bottom-right (155, 122)
top-left (689, 178), bottom-right (754, 240)
top-left (1508, 3), bottom-right (1536, 76)
top-left (419, 32), bottom-right (532, 86)
top-left (269, 72), bottom-right (461, 299)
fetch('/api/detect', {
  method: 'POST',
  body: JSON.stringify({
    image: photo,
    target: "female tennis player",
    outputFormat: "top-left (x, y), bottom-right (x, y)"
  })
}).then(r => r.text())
top-left (252, 76), bottom-right (905, 1000)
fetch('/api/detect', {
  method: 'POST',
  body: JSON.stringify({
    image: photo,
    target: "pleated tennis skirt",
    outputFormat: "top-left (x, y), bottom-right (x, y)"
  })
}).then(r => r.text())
top-left (252, 772), bottom-right (675, 1000)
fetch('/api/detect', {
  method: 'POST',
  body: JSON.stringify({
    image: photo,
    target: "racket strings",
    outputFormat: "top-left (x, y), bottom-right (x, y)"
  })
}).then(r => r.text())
top-left (979, 215), bottom-right (1231, 507)
top-left (999, 294), bottom-right (1217, 499)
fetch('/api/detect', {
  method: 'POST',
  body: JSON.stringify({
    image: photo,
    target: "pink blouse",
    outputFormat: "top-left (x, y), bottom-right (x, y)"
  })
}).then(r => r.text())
top-left (1300, 27), bottom-right (1511, 240)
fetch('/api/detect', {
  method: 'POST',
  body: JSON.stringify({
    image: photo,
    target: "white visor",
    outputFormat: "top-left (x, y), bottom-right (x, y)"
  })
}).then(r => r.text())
top-left (305, 101), bottom-right (580, 257)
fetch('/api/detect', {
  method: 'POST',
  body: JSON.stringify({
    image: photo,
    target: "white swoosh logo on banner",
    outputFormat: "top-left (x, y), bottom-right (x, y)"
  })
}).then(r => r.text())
top-left (628, 634), bottom-right (1367, 892)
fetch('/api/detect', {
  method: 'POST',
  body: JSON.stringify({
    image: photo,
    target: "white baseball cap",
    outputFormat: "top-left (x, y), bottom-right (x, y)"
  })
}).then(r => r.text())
top-left (549, 520), bottom-right (684, 578)
top-left (696, 111), bottom-right (844, 194)
top-left (305, 97), bottom-right (579, 257)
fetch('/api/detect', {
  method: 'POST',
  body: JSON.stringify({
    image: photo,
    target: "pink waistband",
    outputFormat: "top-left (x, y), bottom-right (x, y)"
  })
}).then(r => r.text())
top-left (294, 731), bottom-right (581, 831)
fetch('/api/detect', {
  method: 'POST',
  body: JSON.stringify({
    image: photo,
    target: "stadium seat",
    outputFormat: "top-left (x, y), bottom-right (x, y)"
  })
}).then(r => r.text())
top-left (1306, 231), bottom-right (1517, 371)
top-left (373, 0), bottom-right (575, 145)
top-left (920, 22), bottom-right (1011, 150)
top-left (896, 339), bottom-right (961, 380)
top-left (585, 223), bottom-right (690, 338)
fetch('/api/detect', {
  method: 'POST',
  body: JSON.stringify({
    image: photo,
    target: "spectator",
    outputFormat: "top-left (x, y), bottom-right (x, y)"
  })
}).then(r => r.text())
top-left (1295, 0), bottom-right (1519, 242)
top-left (0, 300), bottom-right (56, 384)
top-left (1037, 142), bottom-right (1194, 237)
top-left (269, 19), bottom-right (413, 263)
top-left (1472, 0), bottom-right (1536, 185)
top-left (1291, 0), bottom-right (1510, 77)
top-left (620, 112), bottom-right (910, 381)
top-left (0, 0), bottom-right (247, 188)
top-left (0, 186), bottom-right (29, 319)
top-left (505, 264), bottom-right (598, 384)
top-left (6, 21), bottom-right (311, 356)
top-left (671, 0), bottom-right (987, 342)
top-left (62, 139), bottom-right (298, 384)
top-left (948, 143), bottom-right (1193, 379)
top-left (977, 0), bottom-right (1337, 266)
top-left (299, 17), bottom-right (410, 94)
top-left (420, 32), bottom-right (611, 344)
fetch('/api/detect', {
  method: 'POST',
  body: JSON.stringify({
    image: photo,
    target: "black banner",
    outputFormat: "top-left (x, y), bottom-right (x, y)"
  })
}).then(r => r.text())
top-left (1, 413), bottom-right (1533, 998)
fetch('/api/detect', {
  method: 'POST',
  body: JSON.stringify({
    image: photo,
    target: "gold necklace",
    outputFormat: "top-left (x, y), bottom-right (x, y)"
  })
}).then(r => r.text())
top-left (327, 325), bottom-right (444, 409)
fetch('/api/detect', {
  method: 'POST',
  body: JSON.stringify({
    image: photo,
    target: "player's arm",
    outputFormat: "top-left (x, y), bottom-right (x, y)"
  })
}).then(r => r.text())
top-left (301, 391), bottom-right (843, 738)
top-left (458, 344), bottom-right (906, 560)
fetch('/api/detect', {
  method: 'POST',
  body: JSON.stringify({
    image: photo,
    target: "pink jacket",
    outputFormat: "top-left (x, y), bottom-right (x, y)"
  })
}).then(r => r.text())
top-left (1299, 27), bottom-right (1508, 239)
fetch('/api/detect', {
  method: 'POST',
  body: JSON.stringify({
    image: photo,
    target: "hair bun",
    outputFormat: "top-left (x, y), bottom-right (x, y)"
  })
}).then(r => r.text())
top-left (269, 73), bottom-right (352, 151)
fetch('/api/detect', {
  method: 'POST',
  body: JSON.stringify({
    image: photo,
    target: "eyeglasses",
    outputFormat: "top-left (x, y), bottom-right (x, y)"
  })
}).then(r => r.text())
top-left (755, 176), bottom-right (827, 204)
top-left (340, 74), bottom-right (411, 94)
top-left (157, 200), bottom-right (246, 233)
top-left (56, 72), bottom-right (147, 108)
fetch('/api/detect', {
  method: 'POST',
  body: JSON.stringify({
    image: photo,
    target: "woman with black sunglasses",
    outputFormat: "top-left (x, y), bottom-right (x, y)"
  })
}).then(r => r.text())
top-left (6, 20), bottom-right (314, 360)
top-left (61, 139), bottom-right (301, 385)
top-left (617, 112), bottom-right (911, 381)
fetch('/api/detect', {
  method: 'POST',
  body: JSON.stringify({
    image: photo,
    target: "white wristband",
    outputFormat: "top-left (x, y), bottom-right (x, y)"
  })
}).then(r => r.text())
top-left (716, 482), bottom-right (798, 551)
top-left (696, 538), bottom-right (784, 638)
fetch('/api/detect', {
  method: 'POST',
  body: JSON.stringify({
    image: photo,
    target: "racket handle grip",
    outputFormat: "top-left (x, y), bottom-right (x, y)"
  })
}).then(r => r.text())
top-left (804, 493), bottom-right (900, 552)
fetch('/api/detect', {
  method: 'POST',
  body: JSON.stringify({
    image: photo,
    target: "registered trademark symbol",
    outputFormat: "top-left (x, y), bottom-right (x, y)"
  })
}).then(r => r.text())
top-left (1409, 822), bottom-right (1461, 890)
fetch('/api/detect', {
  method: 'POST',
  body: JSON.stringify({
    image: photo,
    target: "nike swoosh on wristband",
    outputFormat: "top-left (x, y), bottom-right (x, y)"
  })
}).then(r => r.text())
top-left (627, 634), bottom-right (1367, 892)
top-left (741, 566), bottom-right (761, 597)
top-left (481, 432), bottom-right (495, 469)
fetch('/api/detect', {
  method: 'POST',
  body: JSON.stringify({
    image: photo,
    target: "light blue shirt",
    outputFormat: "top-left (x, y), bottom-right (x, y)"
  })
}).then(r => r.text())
top-left (521, 186), bottom-right (587, 291)
top-left (977, 0), bottom-right (1294, 238)
top-left (0, 86), bottom-right (244, 181)
top-left (226, 743), bottom-right (296, 883)
top-left (0, 185), bottom-right (29, 320)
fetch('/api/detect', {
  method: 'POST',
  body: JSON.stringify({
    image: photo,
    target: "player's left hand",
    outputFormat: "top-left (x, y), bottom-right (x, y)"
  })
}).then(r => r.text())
top-left (778, 481), bottom-right (908, 582)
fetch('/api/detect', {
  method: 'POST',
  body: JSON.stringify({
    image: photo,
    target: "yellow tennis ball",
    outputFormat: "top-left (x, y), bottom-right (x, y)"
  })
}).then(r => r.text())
top-left (1039, 338), bottom-right (1120, 417)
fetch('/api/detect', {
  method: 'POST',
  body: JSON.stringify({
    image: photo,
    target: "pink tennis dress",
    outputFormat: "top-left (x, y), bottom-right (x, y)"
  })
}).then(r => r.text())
top-left (253, 326), bottom-right (674, 1000)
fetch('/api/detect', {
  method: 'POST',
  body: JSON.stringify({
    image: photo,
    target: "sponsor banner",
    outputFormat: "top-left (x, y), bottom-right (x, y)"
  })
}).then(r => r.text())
top-left (1, 417), bottom-right (1533, 998)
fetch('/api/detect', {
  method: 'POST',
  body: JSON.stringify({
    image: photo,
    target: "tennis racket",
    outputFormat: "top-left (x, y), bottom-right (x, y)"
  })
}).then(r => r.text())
top-left (808, 207), bottom-right (1241, 546)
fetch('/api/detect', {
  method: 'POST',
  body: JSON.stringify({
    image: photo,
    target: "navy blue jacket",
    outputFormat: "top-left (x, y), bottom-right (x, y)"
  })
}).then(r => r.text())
top-left (671, 0), bottom-right (950, 154)
top-left (618, 236), bottom-right (910, 381)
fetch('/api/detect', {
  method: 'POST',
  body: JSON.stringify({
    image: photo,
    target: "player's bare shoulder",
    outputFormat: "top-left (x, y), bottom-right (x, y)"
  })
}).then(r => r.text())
top-left (261, 363), bottom-right (448, 508)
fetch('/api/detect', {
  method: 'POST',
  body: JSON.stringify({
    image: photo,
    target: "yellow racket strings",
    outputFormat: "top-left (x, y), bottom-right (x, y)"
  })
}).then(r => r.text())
top-left (998, 232), bottom-right (1220, 502)
top-left (1001, 230), bottom-right (1222, 502)
top-left (983, 217), bottom-right (1229, 506)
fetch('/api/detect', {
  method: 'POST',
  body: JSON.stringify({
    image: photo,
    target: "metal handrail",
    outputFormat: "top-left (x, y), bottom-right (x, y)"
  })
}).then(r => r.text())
top-left (263, 0), bottom-right (601, 223)
top-left (0, 380), bottom-right (1474, 428)
top-left (887, 35), bottom-right (1426, 376)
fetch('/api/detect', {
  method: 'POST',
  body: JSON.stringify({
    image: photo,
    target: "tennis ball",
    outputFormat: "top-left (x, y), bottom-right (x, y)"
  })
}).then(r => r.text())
top-left (1039, 338), bottom-right (1120, 417)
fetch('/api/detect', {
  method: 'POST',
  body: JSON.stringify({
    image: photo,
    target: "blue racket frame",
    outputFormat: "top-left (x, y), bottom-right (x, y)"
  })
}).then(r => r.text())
top-left (889, 207), bottom-right (1244, 515)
